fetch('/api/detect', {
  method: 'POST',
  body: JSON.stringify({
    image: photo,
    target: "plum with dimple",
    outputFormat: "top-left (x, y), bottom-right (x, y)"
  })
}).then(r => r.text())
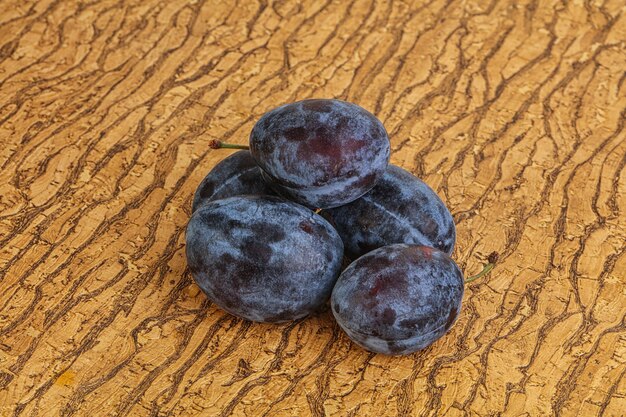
top-left (331, 244), bottom-right (464, 355)
top-left (327, 165), bottom-right (456, 259)
top-left (192, 150), bottom-right (274, 212)
top-left (249, 99), bottom-right (390, 209)
top-left (186, 195), bottom-right (344, 323)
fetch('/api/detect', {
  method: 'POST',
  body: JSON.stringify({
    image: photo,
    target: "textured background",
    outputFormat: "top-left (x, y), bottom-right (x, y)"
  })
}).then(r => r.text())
top-left (1, 0), bottom-right (625, 416)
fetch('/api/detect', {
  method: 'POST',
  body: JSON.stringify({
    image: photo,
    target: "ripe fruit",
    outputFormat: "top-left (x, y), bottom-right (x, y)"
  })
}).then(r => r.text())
top-left (249, 99), bottom-right (390, 209)
top-left (186, 195), bottom-right (344, 323)
top-left (331, 244), bottom-right (464, 355)
top-left (327, 165), bottom-right (456, 259)
top-left (192, 150), bottom-right (274, 212)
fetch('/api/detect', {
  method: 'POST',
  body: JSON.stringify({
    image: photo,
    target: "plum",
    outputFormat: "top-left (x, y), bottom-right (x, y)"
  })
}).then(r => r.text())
top-left (186, 195), bottom-right (344, 322)
top-left (192, 150), bottom-right (274, 212)
top-left (327, 165), bottom-right (456, 259)
top-left (249, 99), bottom-right (390, 209)
top-left (331, 244), bottom-right (464, 355)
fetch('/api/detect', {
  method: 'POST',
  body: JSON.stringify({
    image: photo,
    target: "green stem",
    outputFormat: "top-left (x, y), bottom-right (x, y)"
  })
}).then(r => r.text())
top-left (465, 251), bottom-right (499, 284)
top-left (209, 140), bottom-right (249, 150)
top-left (465, 263), bottom-right (494, 283)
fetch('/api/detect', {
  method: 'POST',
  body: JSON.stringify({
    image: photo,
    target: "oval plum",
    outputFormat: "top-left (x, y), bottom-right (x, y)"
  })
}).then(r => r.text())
top-left (249, 99), bottom-right (390, 209)
top-left (331, 244), bottom-right (464, 355)
top-left (327, 165), bottom-right (456, 259)
top-left (186, 195), bottom-right (344, 323)
top-left (192, 150), bottom-right (274, 212)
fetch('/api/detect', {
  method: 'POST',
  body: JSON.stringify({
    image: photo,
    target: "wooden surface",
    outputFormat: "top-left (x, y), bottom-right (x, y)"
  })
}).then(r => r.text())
top-left (1, 0), bottom-right (625, 416)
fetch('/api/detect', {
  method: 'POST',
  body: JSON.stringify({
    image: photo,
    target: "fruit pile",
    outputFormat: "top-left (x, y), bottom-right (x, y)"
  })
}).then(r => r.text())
top-left (186, 99), bottom-right (489, 355)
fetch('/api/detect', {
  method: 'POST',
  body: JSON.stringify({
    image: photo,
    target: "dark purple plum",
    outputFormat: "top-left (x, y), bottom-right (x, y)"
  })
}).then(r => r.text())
top-left (249, 99), bottom-right (390, 209)
top-left (327, 165), bottom-right (456, 259)
top-left (192, 150), bottom-right (274, 212)
top-left (186, 195), bottom-right (344, 323)
top-left (331, 244), bottom-right (464, 355)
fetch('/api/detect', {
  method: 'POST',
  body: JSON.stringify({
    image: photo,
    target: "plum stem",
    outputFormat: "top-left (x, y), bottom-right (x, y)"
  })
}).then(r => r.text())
top-left (314, 208), bottom-right (322, 214)
top-left (209, 140), bottom-right (249, 150)
top-left (465, 251), bottom-right (499, 284)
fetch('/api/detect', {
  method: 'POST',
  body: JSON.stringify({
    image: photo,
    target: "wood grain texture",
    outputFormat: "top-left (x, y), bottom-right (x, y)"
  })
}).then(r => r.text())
top-left (0, 0), bottom-right (625, 415)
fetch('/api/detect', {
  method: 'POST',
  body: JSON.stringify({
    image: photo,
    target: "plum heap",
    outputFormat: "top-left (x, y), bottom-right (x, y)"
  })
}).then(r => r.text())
top-left (186, 98), bottom-right (495, 355)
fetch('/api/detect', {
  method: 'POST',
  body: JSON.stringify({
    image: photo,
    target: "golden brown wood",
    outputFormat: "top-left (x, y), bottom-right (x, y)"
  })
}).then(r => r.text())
top-left (1, 0), bottom-right (625, 415)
